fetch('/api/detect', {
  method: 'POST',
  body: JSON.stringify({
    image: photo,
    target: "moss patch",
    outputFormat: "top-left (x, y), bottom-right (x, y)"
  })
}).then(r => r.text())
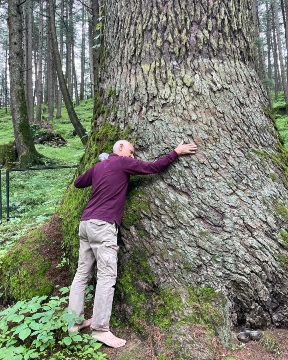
top-left (273, 201), bottom-right (288, 267)
top-left (122, 176), bottom-right (151, 234)
top-left (113, 249), bottom-right (227, 340)
top-left (0, 228), bottom-right (53, 304)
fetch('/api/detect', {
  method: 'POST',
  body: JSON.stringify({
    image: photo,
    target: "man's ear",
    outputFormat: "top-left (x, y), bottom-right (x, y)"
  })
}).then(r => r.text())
top-left (119, 143), bottom-right (123, 151)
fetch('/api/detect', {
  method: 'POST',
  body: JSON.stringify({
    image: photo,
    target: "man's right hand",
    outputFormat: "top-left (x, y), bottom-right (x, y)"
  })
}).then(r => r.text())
top-left (174, 141), bottom-right (197, 155)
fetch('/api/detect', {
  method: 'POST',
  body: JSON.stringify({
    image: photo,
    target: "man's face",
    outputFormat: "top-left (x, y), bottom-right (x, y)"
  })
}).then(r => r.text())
top-left (119, 142), bottom-right (135, 158)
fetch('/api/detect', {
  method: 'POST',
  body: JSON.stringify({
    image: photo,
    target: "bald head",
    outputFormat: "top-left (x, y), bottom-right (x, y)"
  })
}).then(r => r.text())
top-left (113, 140), bottom-right (134, 158)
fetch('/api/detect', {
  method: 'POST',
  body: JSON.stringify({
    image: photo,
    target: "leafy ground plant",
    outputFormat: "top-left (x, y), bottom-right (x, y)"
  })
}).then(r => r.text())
top-left (0, 286), bottom-right (107, 360)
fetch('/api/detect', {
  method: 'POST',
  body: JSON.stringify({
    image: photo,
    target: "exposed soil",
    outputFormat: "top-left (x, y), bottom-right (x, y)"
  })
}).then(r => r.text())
top-left (101, 327), bottom-right (288, 360)
top-left (43, 216), bottom-right (288, 360)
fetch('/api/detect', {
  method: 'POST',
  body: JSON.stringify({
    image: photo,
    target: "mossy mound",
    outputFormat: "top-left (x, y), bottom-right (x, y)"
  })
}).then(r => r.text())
top-left (0, 215), bottom-right (70, 306)
top-left (113, 249), bottom-right (231, 353)
top-left (0, 228), bottom-right (54, 304)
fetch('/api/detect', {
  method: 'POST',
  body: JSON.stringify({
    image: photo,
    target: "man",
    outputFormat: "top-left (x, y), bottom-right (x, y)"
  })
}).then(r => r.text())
top-left (68, 140), bottom-right (197, 348)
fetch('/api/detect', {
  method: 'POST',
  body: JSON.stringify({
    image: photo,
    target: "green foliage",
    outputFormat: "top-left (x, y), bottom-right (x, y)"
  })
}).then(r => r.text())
top-left (273, 93), bottom-right (288, 151)
top-left (0, 99), bottom-right (93, 257)
top-left (0, 287), bottom-right (107, 360)
top-left (0, 108), bottom-right (15, 146)
top-left (6, 167), bottom-right (75, 220)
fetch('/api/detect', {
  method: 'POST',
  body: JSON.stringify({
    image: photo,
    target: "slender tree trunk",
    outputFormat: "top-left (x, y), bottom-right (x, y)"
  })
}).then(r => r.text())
top-left (266, 2), bottom-right (273, 87)
top-left (25, 0), bottom-right (34, 123)
top-left (36, 0), bottom-right (44, 123)
top-left (4, 43), bottom-right (8, 112)
top-left (272, 8), bottom-right (280, 100)
top-left (273, 0), bottom-right (288, 103)
top-left (88, 0), bottom-right (99, 97)
top-left (8, 0), bottom-right (41, 166)
top-left (73, 49), bottom-right (79, 106)
top-left (80, 6), bottom-right (86, 101)
top-left (48, 0), bottom-right (88, 145)
top-left (281, 0), bottom-right (288, 77)
top-left (65, 0), bottom-right (73, 98)
top-left (56, 0), bottom-right (64, 118)
top-left (47, 3), bottom-right (55, 123)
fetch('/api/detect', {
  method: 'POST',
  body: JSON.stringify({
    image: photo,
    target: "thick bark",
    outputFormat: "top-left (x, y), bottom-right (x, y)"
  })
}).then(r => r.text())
top-left (8, 0), bottom-right (41, 166)
top-left (48, 0), bottom-right (88, 145)
top-left (92, 0), bottom-right (288, 331)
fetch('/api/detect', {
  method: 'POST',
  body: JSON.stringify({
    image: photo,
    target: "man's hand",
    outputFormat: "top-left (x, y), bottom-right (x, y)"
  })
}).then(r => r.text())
top-left (174, 140), bottom-right (197, 155)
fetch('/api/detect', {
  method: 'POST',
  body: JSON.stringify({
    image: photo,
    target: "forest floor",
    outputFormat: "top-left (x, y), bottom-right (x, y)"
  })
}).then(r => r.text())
top-left (45, 216), bottom-right (288, 360)
top-left (93, 327), bottom-right (288, 360)
top-left (3, 99), bottom-right (288, 360)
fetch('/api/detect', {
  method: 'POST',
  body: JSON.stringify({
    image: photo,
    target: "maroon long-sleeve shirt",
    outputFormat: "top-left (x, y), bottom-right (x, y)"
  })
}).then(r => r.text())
top-left (74, 150), bottom-right (178, 225)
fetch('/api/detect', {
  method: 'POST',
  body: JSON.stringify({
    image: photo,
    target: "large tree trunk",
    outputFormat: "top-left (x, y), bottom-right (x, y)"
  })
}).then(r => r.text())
top-left (8, 0), bottom-right (42, 166)
top-left (93, 0), bottom-right (288, 327)
top-left (58, 0), bottom-right (288, 356)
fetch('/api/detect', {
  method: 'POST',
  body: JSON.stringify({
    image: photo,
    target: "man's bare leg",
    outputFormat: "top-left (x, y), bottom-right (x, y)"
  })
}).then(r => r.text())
top-left (68, 318), bottom-right (92, 332)
top-left (92, 330), bottom-right (126, 348)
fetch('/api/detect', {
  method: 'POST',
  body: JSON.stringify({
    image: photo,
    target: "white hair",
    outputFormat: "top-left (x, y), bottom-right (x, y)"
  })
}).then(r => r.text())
top-left (99, 153), bottom-right (109, 161)
top-left (113, 140), bottom-right (130, 153)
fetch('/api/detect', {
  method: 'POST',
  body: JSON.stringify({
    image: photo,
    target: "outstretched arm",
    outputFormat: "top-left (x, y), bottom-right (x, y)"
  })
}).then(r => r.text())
top-left (122, 141), bottom-right (197, 175)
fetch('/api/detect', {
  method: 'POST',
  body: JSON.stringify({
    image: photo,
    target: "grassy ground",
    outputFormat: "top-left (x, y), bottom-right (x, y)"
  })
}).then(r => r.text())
top-left (271, 91), bottom-right (288, 146)
top-left (0, 99), bottom-right (93, 255)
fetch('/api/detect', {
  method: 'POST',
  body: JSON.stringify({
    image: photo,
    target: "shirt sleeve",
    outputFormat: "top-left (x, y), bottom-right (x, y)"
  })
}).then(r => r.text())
top-left (121, 150), bottom-right (178, 175)
top-left (74, 166), bottom-right (94, 188)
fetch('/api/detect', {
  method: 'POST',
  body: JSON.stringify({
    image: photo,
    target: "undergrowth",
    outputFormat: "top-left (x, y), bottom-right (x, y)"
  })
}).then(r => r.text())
top-left (0, 99), bottom-right (93, 254)
top-left (0, 286), bottom-right (107, 360)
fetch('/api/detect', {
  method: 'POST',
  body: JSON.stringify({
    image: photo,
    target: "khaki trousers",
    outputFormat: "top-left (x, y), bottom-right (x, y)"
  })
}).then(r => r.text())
top-left (68, 219), bottom-right (119, 331)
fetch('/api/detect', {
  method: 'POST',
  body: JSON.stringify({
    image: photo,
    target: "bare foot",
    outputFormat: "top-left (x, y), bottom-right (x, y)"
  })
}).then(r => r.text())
top-left (68, 318), bottom-right (92, 332)
top-left (92, 330), bottom-right (126, 348)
